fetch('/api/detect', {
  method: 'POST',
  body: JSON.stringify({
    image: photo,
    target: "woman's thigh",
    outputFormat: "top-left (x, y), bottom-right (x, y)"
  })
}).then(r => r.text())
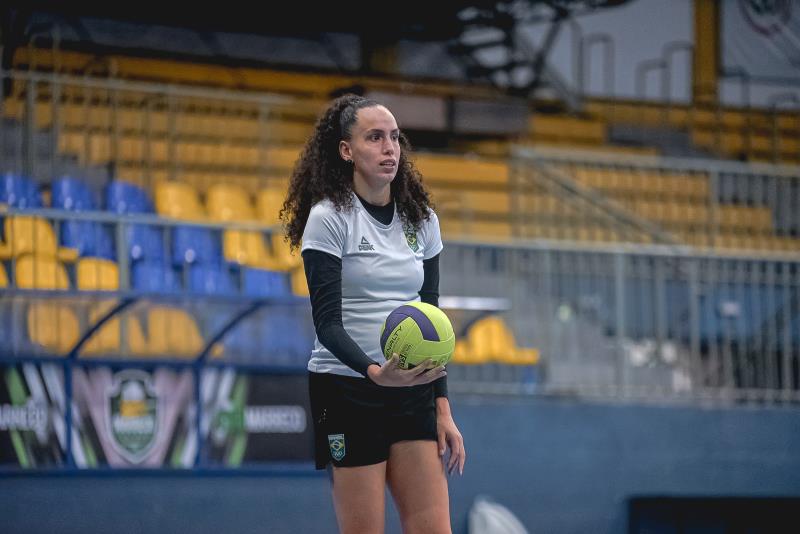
top-left (386, 440), bottom-right (451, 534)
top-left (331, 461), bottom-right (387, 534)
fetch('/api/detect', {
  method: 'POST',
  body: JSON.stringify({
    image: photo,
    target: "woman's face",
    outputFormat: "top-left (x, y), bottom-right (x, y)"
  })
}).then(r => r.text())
top-left (340, 105), bottom-right (401, 187)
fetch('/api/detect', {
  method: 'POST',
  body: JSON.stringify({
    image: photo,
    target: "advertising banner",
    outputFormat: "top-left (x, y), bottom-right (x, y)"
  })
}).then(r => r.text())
top-left (0, 363), bottom-right (66, 468)
top-left (1, 363), bottom-right (313, 469)
top-left (72, 366), bottom-right (195, 468)
top-left (202, 369), bottom-right (313, 466)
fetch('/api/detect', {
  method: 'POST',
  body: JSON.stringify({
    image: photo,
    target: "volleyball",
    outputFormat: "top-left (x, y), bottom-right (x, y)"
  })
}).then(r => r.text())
top-left (380, 302), bottom-right (455, 369)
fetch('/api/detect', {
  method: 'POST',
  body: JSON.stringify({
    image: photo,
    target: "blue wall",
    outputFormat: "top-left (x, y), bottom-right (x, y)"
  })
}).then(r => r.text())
top-left (2, 397), bottom-right (800, 533)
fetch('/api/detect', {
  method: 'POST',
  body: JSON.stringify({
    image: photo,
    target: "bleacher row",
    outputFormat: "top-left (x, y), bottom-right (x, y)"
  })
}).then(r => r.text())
top-left (0, 172), bottom-right (309, 360)
top-left (15, 46), bottom-right (800, 165)
top-left (0, 173), bottom-right (539, 366)
top-left (5, 79), bottom-right (797, 252)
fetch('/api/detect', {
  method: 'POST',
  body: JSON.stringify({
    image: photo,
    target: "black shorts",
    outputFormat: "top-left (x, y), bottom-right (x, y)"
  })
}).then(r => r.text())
top-left (308, 371), bottom-right (438, 470)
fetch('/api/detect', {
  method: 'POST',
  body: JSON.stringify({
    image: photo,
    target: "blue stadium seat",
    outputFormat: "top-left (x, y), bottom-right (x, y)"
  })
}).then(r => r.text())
top-left (241, 267), bottom-right (291, 297)
top-left (52, 176), bottom-right (115, 260)
top-left (1, 173), bottom-right (42, 208)
top-left (188, 263), bottom-right (235, 295)
top-left (131, 261), bottom-right (180, 293)
top-left (61, 220), bottom-right (115, 260)
top-left (105, 181), bottom-right (164, 262)
top-left (105, 181), bottom-right (155, 214)
top-left (52, 176), bottom-right (95, 211)
top-left (172, 226), bottom-right (222, 266)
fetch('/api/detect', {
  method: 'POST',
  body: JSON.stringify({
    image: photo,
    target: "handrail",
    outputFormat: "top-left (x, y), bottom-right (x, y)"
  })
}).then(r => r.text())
top-left (512, 145), bottom-right (681, 248)
top-left (525, 144), bottom-right (800, 177)
top-left (579, 32), bottom-right (614, 97)
top-left (67, 297), bottom-right (137, 360)
top-left (1, 69), bottom-right (294, 107)
top-left (662, 41), bottom-right (693, 122)
top-left (635, 58), bottom-right (667, 101)
top-left (0, 205), bottom-right (285, 232)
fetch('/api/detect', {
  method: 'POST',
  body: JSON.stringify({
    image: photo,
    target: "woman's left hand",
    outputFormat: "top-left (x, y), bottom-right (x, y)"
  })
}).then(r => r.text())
top-left (436, 398), bottom-right (465, 476)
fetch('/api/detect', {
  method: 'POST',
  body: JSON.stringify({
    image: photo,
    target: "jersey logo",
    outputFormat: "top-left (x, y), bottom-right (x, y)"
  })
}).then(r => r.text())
top-left (404, 224), bottom-right (419, 252)
top-left (358, 236), bottom-right (375, 251)
top-left (328, 433), bottom-right (346, 461)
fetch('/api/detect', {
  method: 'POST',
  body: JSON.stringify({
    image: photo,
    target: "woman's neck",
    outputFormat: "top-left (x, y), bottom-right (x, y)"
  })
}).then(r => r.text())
top-left (353, 175), bottom-right (391, 206)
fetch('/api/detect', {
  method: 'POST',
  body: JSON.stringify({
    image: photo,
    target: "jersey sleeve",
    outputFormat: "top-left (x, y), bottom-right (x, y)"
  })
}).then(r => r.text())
top-left (420, 209), bottom-right (444, 260)
top-left (301, 201), bottom-right (346, 258)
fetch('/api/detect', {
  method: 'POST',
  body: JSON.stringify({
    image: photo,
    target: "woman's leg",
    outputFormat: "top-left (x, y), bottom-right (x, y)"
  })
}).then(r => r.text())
top-left (386, 440), bottom-right (451, 534)
top-left (331, 462), bottom-right (388, 534)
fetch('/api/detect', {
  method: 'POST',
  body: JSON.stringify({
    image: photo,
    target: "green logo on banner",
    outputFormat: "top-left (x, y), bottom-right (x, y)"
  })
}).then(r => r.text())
top-left (328, 433), bottom-right (346, 461)
top-left (107, 371), bottom-right (158, 464)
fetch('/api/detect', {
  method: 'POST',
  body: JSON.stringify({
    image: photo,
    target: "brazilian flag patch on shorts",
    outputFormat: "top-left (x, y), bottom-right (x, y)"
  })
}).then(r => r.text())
top-left (328, 433), bottom-right (346, 461)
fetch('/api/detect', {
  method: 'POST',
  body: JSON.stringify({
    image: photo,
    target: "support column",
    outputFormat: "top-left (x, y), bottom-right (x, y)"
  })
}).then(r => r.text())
top-left (693, 0), bottom-right (719, 104)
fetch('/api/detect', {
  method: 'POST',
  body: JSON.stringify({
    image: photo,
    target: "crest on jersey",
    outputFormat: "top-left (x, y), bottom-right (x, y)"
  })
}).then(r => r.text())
top-left (404, 225), bottom-right (419, 252)
top-left (328, 433), bottom-right (346, 461)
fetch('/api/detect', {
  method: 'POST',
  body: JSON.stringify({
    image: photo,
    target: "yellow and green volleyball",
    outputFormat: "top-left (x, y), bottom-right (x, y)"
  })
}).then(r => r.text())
top-left (380, 301), bottom-right (455, 369)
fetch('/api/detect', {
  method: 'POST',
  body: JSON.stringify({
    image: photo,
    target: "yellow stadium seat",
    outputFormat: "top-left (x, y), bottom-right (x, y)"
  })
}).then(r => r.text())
top-left (206, 184), bottom-right (256, 221)
top-left (15, 254), bottom-right (69, 289)
top-left (470, 316), bottom-right (516, 362)
top-left (271, 233), bottom-right (301, 270)
top-left (77, 258), bottom-right (119, 291)
top-left (154, 181), bottom-right (205, 220)
top-left (450, 338), bottom-right (491, 365)
top-left (74, 258), bottom-right (148, 356)
top-left (451, 339), bottom-right (470, 364)
top-left (0, 216), bottom-right (79, 262)
top-left (0, 263), bottom-right (7, 287)
top-left (224, 230), bottom-right (286, 269)
top-left (14, 255), bottom-right (78, 353)
top-left (27, 303), bottom-right (80, 354)
top-left (80, 302), bottom-right (149, 357)
top-left (146, 307), bottom-right (204, 357)
top-left (507, 347), bottom-right (540, 365)
top-left (206, 183), bottom-right (290, 270)
top-left (290, 266), bottom-right (309, 297)
top-left (463, 316), bottom-right (540, 366)
top-left (256, 188), bottom-right (284, 225)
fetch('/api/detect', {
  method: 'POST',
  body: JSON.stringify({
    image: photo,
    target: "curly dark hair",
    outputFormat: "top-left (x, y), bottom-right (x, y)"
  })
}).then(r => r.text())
top-left (281, 94), bottom-right (433, 250)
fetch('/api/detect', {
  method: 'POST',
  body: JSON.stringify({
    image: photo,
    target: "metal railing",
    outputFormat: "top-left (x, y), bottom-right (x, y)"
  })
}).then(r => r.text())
top-left (1, 69), bottom-right (305, 194)
top-left (0, 207), bottom-right (311, 362)
top-left (442, 239), bottom-right (800, 404)
top-left (0, 207), bottom-right (796, 413)
top-left (1, 66), bottom-right (799, 406)
top-left (510, 146), bottom-right (680, 247)
top-left (525, 146), bottom-right (800, 253)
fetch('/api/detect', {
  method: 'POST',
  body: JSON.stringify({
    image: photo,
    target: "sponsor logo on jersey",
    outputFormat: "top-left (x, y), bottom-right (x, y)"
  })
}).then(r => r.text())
top-left (328, 433), bottom-right (346, 461)
top-left (106, 370), bottom-right (159, 464)
top-left (358, 236), bottom-right (375, 251)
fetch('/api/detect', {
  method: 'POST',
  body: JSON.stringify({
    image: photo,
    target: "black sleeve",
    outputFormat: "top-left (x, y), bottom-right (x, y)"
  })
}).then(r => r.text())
top-left (302, 249), bottom-right (378, 378)
top-left (421, 253), bottom-right (448, 399)
top-left (419, 253), bottom-right (440, 307)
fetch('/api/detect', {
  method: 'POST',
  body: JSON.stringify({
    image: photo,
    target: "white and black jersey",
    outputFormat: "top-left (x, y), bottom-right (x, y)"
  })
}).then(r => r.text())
top-left (301, 191), bottom-right (443, 379)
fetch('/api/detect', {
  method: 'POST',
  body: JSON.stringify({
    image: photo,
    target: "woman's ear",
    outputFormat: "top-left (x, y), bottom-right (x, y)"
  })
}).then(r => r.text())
top-left (339, 140), bottom-right (352, 163)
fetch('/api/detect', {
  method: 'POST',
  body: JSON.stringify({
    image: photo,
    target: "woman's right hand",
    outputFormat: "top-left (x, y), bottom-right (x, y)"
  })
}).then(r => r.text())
top-left (367, 354), bottom-right (446, 387)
